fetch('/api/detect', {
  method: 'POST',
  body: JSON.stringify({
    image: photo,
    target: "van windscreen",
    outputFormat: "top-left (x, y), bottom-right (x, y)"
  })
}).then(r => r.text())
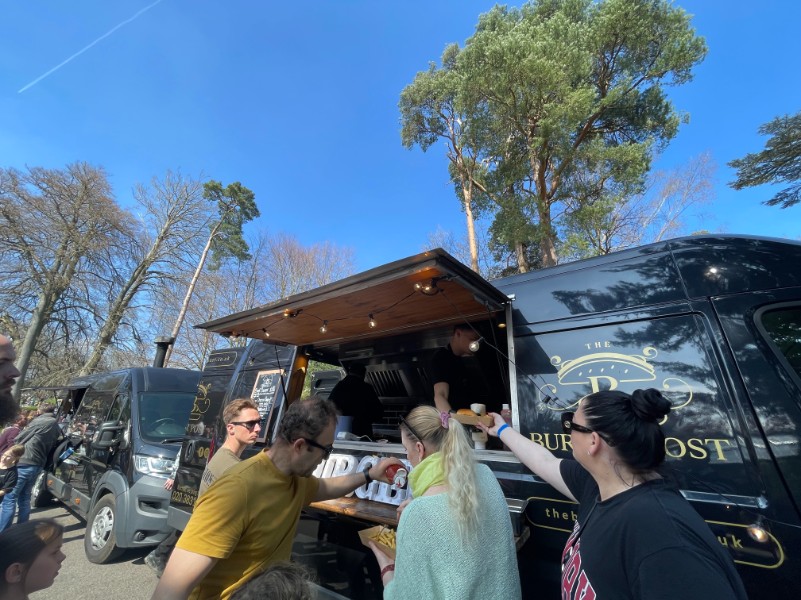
top-left (138, 392), bottom-right (196, 444)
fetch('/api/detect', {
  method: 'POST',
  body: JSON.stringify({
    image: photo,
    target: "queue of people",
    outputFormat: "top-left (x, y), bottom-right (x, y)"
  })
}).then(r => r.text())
top-left (149, 389), bottom-right (746, 599)
top-left (0, 325), bottom-right (748, 599)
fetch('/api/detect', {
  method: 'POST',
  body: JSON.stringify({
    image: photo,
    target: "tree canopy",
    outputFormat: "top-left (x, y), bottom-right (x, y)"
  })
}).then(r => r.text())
top-left (402, 0), bottom-right (707, 270)
top-left (728, 110), bottom-right (801, 208)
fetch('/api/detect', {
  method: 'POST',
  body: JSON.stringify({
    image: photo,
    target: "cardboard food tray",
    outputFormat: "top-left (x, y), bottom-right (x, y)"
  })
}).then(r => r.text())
top-left (452, 413), bottom-right (494, 427)
top-left (358, 525), bottom-right (397, 559)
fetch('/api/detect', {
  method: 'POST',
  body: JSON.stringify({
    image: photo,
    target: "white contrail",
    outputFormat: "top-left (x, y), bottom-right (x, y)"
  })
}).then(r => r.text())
top-left (18, 0), bottom-right (164, 93)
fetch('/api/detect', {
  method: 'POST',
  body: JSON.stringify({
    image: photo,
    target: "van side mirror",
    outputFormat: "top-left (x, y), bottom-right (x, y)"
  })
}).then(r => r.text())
top-left (94, 421), bottom-right (125, 449)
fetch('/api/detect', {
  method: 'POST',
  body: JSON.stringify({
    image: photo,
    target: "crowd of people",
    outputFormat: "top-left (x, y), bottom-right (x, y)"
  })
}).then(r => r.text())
top-left (0, 329), bottom-right (749, 599)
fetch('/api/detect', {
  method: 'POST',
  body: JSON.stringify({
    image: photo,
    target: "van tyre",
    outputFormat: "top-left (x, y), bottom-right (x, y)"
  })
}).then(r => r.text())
top-left (30, 471), bottom-right (52, 508)
top-left (84, 494), bottom-right (124, 564)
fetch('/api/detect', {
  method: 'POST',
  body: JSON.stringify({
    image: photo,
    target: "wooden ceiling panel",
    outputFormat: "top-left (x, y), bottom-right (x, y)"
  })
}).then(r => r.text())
top-left (196, 249), bottom-right (509, 351)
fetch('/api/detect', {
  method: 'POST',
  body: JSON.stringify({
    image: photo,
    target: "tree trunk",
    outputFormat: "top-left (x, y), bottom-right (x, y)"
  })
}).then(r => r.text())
top-left (515, 242), bottom-right (529, 273)
top-left (162, 223), bottom-right (220, 367)
top-left (536, 186), bottom-right (558, 268)
top-left (538, 228), bottom-right (559, 268)
top-left (12, 291), bottom-right (57, 400)
top-left (79, 264), bottom-right (148, 375)
top-left (461, 179), bottom-right (479, 273)
top-left (79, 229), bottom-right (167, 375)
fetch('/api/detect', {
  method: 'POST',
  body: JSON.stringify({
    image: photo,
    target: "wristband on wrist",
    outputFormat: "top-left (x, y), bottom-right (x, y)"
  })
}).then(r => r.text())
top-left (380, 564), bottom-right (395, 579)
top-left (363, 466), bottom-right (373, 484)
top-left (497, 423), bottom-right (510, 437)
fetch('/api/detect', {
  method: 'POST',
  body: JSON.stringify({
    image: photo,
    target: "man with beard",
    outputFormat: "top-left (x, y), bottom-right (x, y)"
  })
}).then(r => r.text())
top-left (0, 335), bottom-right (21, 427)
top-left (152, 396), bottom-right (401, 600)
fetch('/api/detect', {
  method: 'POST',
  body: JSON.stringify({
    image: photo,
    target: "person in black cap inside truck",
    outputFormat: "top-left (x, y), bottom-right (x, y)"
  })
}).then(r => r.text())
top-left (478, 388), bottom-right (748, 600)
top-left (431, 324), bottom-right (484, 414)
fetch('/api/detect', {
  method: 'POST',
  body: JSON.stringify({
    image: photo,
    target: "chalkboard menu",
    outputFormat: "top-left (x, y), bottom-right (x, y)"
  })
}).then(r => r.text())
top-left (250, 369), bottom-right (282, 416)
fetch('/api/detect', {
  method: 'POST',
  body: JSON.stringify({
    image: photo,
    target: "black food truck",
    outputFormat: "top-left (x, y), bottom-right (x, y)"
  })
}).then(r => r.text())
top-left (169, 234), bottom-right (801, 598)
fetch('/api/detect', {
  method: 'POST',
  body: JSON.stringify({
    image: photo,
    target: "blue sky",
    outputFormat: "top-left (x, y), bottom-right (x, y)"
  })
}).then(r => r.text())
top-left (2, 0), bottom-right (799, 272)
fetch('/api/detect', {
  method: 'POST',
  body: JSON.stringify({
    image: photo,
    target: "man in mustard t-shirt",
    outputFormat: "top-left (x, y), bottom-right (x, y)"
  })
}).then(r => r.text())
top-left (151, 396), bottom-right (400, 600)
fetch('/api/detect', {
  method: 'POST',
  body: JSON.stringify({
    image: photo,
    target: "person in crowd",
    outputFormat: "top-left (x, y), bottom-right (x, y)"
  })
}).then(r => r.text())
top-left (431, 324), bottom-right (490, 414)
top-left (368, 405), bottom-right (521, 599)
top-left (0, 445), bottom-right (25, 503)
top-left (151, 396), bottom-right (400, 600)
top-left (0, 404), bottom-right (60, 531)
top-left (230, 562), bottom-right (314, 600)
top-left (0, 416), bottom-right (26, 456)
top-left (478, 388), bottom-right (748, 599)
top-left (145, 399), bottom-right (263, 576)
top-left (0, 335), bottom-right (21, 427)
top-left (0, 518), bottom-right (65, 600)
top-left (328, 363), bottom-right (384, 438)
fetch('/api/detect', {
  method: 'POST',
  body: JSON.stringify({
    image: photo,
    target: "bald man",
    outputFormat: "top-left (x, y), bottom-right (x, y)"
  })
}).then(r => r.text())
top-left (0, 335), bottom-right (21, 426)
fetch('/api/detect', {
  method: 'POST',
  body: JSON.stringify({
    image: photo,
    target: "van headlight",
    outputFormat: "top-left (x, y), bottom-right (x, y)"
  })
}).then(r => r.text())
top-left (134, 454), bottom-right (174, 478)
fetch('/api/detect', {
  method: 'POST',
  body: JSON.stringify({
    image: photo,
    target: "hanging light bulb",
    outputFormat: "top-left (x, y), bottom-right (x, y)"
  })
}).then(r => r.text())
top-left (262, 328), bottom-right (270, 338)
top-left (468, 337), bottom-right (482, 353)
top-left (319, 320), bottom-right (328, 334)
top-left (413, 282), bottom-right (423, 291)
top-left (283, 309), bottom-right (292, 318)
top-left (368, 314), bottom-right (377, 328)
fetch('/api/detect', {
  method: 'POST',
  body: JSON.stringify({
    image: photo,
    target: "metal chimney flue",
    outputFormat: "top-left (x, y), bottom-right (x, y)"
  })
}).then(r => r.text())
top-left (153, 336), bottom-right (175, 368)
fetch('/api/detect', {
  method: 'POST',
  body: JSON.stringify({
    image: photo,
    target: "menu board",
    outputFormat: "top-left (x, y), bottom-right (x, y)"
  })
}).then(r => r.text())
top-left (250, 369), bottom-right (282, 416)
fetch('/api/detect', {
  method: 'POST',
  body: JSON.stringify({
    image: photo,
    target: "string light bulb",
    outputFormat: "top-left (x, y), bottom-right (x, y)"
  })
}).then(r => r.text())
top-left (262, 328), bottom-right (270, 338)
top-left (368, 314), bottom-right (377, 328)
top-left (414, 278), bottom-right (441, 296)
top-left (319, 320), bottom-right (328, 334)
top-left (283, 309), bottom-right (292, 318)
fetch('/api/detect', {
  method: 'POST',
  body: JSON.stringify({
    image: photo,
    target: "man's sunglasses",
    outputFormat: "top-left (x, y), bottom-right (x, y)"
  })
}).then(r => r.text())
top-left (230, 419), bottom-right (261, 431)
top-left (561, 412), bottom-right (594, 435)
top-left (302, 437), bottom-right (334, 459)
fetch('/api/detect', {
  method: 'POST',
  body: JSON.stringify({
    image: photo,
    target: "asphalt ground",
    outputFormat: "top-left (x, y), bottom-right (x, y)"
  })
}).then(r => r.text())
top-left (22, 504), bottom-right (355, 600)
top-left (26, 503), bottom-right (156, 600)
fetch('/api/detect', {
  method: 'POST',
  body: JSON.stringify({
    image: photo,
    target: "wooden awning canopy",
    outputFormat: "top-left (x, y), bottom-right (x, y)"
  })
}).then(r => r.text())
top-left (195, 249), bottom-right (509, 349)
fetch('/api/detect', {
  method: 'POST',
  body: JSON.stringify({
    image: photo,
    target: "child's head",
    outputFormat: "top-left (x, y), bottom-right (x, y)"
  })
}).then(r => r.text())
top-left (0, 519), bottom-right (65, 596)
top-left (1, 444), bottom-right (25, 466)
top-left (231, 561), bottom-right (314, 600)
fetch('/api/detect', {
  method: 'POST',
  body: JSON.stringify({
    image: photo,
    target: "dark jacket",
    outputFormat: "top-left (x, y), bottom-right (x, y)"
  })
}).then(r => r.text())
top-left (16, 414), bottom-right (61, 468)
top-left (0, 466), bottom-right (18, 494)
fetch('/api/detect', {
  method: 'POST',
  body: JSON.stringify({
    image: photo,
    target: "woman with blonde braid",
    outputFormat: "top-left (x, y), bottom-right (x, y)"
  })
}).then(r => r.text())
top-left (368, 405), bottom-right (521, 599)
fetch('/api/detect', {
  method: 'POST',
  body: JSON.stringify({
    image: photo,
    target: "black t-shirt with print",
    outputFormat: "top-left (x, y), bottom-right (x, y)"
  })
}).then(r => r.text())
top-left (559, 459), bottom-right (747, 600)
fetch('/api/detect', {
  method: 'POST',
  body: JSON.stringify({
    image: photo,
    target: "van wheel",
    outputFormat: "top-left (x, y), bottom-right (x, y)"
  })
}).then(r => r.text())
top-left (31, 471), bottom-right (52, 508)
top-left (84, 495), bottom-right (124, 564)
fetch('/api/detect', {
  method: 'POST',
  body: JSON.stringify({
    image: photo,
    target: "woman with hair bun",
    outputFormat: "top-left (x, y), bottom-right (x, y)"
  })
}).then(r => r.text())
top-left (368, 405), bottom-right (521, 599)
top-left (479, 388), bottom-right (747, 600)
